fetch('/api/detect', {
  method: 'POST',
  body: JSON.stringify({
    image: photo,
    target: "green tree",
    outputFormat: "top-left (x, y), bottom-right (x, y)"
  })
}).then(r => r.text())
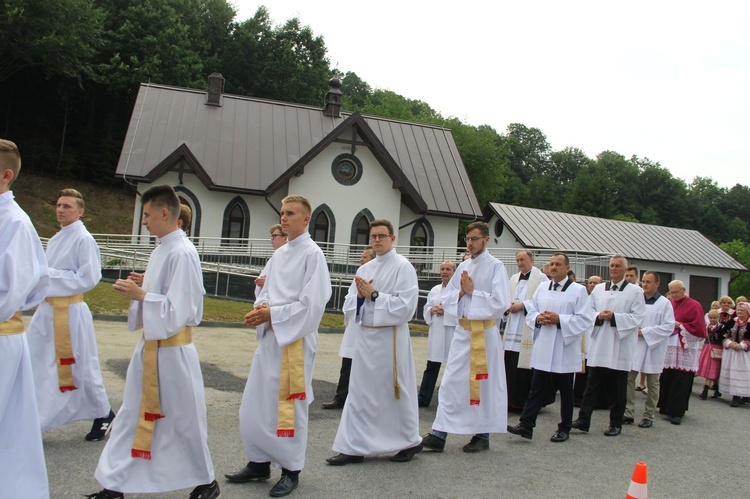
top-left (564, 163), bottom-right (616, 218)
top-left (499, 124), bottom-right (551, 183)
top-left (635, 159), bottom-right (689, 227)
top-left (596, 151), bottom-right (640, 220)
top-left (720, 240), bottom-right (750, 299)
top-left (338, 70), bottom-right (371, 110)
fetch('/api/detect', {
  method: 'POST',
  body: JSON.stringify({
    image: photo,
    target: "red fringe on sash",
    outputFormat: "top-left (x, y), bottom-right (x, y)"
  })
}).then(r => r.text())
top-left (475, 373), bottom-right (488, 380)
top-left (470, 400), bottom-right (481, 405)
top-left (59, 357), bottom-right (76, 365)
top-left (131, 449), bottom-right (152, 460)
top-left (287, 392), bottom-right (306, 400)
top-left (145, 412), bottom-right (165, 421)
top-left (59, 385), bottom-right (78, 392)
top-left (277, 429), bottom-right (295, 437)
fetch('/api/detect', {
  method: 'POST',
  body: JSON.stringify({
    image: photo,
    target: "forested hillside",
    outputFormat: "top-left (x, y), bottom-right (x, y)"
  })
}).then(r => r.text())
top-left (1, 1), bottom-right (747, 294)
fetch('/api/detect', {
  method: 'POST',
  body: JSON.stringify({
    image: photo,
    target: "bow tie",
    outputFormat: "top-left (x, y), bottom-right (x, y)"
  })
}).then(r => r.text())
top-left (519, 272), bottom-right (530, 281)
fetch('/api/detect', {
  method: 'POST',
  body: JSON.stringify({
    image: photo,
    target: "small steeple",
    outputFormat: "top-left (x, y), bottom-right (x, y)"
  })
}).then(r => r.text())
top-left (323, 76), bottom-right (342, 118)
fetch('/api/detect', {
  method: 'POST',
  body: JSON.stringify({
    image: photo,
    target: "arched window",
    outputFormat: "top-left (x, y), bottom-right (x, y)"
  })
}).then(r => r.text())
top-left (308, 204), bottom-right (336, 251)
top-left (221, 197), bottom-right (250, 245)
top-left (354, 215), bottom-right (370, 247)
top-left (410, 219), bottom-right (434, 273)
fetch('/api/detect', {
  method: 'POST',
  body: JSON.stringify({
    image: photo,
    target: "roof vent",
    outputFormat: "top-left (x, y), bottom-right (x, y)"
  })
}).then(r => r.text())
top-left (323, 76), bottom-right (342, 117)
top-left (206, 73), bottom-right (224, 107)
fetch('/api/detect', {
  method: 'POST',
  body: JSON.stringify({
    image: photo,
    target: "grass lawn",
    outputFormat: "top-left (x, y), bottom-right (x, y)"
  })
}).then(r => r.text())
top-left (86, 282), bottom-right (428, 332)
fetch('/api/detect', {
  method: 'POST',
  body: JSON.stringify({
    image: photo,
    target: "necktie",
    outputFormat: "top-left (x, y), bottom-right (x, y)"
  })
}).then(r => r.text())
top-left (612, 284), bottom-right (618, 291)
top-left (553, 283), bottom-right (560, 291)
top-left (519, 272), bottom-right (529, 281)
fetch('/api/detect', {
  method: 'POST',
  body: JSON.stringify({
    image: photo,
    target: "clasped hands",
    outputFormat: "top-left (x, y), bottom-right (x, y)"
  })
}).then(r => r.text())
top-left (458, 270), bottom-right (474, 298)
top-left (432, 303), bottom-right (444, 316)
top-left (113, 277), bottom-right (146, 301)
top-left (536, 311), bottom-right (560, 326)
top-left (355, 276), bottom-right (375, 299)
top-left (244, 302), bottom-right (271, 327)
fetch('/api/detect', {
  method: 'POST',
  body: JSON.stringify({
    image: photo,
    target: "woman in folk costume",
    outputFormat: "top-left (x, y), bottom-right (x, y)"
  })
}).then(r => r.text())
top-left (697, 309), bottom-right (728, 400)
top-left (719, 301), bottom-right (750, 407)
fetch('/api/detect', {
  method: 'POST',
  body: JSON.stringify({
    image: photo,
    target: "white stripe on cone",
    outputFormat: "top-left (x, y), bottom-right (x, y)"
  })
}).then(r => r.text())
top-left (626, 481), bottom-right (648, 498)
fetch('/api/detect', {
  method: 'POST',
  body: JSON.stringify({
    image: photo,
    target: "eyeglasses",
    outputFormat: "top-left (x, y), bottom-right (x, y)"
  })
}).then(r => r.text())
top-left (464, 236), bottom-right (485, 243)
top-left (370, 234), bottom-right (391, 241)
top-left (270, 233), bottom-right (287, 239)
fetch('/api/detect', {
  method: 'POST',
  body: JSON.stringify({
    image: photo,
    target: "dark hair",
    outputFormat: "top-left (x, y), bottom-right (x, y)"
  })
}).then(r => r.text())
top-left (370, 219), bottom-right (394, 235)
top-left (552, 252), bottom-right (570, 265)
top-left (466, 221), bottom-right (489, 237)
top-left (178, 203), bottom-right (192, 229)
top-left (642, 270), bottom-right (660, 283)
top-left (141, 185), bottom-right (180, 220)
top-left (626, 265), bottom-right (639, 274)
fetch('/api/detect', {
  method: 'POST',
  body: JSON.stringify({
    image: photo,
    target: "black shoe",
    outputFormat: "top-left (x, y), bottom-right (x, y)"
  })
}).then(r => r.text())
top-left (507, 424), bottom-right (533, 440)
top-left (86, 409), bottom-right (116, 441)
top-left (550, 430), bottom-right (569, 443)
top-left (421, 433), bottom-right (446, 452)
top-left (730, 396), bottom-right (740, 407)
top-left (418, 400), bottom-right (429, 408)
top-left (638, 418), bottom-right (653, 428)
top-left (390, 443), bottom-right (423, 462)
top-left (85, 490), bottom-right (123, 499)
top-left (712, 391), bottom-right (722, 398)
top-left (321, 399), bottom-right (345, 409)
top-left (190, 480), bottom-right (220, 499)
top-left (670, 416), bottom-right (682, 425)
top-left (462, 436), bottom-right (489, 453)
top-left (326, 453), bottom-right (364, 466)
top-left (571, 419), bottom-right (589, 432)
top-left (269, 475), bottom-right (299, 497)
top-left (604, 426), bottom-right (621, 436)
top-left (699, 385), bottom-right (709, 400)
top-left (573, 400), bottom-right (581, 408)
top-left (225, 462), bottom-right (271, 482)
top-left (622, 417), bottom-right (635, 425)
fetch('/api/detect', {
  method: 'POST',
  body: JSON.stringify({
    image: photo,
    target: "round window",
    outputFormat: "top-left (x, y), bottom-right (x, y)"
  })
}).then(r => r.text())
top-left (494, 219), bottom-right (504, 237)
top-left (331, 154), bottom-right (363, 186)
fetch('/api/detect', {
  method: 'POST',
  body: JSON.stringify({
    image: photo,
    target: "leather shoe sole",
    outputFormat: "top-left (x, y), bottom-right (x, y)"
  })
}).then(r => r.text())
top-left (604, 426), bottom-right (621, 436)
top-left (224, 465), bottom-right (271, 483)
top-left (269, 475), bottom-right (298, 497)
top-left (670, 416), bottom-right (682, 425)
top-left (570, 420), bottom-right (589, 432)
top-left (463, 438), bottom-right (489, 453)
top-left (390, 443), bottom-right (423, 462)
top-left (638, 419), bottom-right (653, 428)
top-left (550, 431), bottom-right (569, 443)
top-left (507, 424), bottom-right (533, 440)
top-left (421, 434), bottom-right (446, 452)
top-left (622, 417), bottom-right (634, 425)
top-left (326, 453), bottom-right (364, 466)
top-left (321, 400), bottom-right (344, 409)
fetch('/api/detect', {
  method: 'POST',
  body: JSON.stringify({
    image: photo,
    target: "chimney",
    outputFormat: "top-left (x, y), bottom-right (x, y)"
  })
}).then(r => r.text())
top-left (323, 76), bottom-right (342, 117)
top-left (206, 73), bottom-right (224, 107)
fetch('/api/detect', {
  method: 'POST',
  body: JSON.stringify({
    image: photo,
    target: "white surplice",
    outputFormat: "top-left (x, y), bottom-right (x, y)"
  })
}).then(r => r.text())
top-left (27, 220), bottom-right (111, 431)
top-left (631, 294), bottom-right (674, 374)
top-left (424, 283), bottom-right (457, 363)
top-left (332, 249), bottom-right (421, 456)
top-left (524, 278), bottom-right (596, 373)
top-left (432, 250), bottom-right (510, 435)
top-left (0, 190), bottom-right (50, 499)
top-left (587, 281), bottom-right (646, 371)
top-left (504, 267), bottom-right (548, 356)
top-left (95, 229), bottom-right (214, 493)
top-left (240, 232), bottom-right (331, 470)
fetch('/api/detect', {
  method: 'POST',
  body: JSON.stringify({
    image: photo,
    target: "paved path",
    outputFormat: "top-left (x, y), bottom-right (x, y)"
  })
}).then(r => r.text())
top-left (41, 320), bottom-right (745, 498)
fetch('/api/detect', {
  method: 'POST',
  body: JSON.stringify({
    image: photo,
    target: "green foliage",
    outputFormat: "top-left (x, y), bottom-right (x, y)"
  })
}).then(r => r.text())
top-left (720, 240), bottom-right (750, 298)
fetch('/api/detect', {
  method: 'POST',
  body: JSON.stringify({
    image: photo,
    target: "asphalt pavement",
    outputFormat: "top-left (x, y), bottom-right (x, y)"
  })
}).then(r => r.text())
top-left (40, 319), bottom-right (746, 498)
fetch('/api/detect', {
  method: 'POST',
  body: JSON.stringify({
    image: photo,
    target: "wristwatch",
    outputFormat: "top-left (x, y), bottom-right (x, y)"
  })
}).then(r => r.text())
top-left (370, 290), bottom-right (379, 302)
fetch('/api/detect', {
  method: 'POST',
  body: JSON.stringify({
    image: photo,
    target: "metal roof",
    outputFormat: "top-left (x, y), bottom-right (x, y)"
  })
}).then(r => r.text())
top-left (115, 83), bottom-right (481, 218)
top-left (487, 203), bottom-right (746, 271)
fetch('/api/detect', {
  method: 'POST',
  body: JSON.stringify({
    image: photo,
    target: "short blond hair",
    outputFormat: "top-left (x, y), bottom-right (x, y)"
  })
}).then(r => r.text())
top-left (269, 223), bottom-right (283, 235)
top-left (58, 188), bottom-right (85, 209)
top-left (282, 195), bottom-right (312, 215)
top-left (0, 139), bottom-right (21, 187)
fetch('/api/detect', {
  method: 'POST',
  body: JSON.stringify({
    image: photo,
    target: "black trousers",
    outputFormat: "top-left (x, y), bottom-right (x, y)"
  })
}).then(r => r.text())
top-left (418, 361), bottom-right (442, 406)
top-left (333, 357), bottom-right (352, 403)
top-left (658, 368), bottom-right (694, 418)
top-left (577, 366), bottom-right (628, 428)
top-left (520, 370), bottom-right (575, 432)
top-left (573, 361), bottom-right (588, 405)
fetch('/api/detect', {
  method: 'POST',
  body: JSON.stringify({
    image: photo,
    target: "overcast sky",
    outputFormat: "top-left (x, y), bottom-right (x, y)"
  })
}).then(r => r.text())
top-left (233, 1), bottom-right (749, 188)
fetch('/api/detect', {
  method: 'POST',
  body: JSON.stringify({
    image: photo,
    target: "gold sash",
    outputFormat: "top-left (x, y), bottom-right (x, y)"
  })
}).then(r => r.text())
top-left (366, 325), bottom-right (401, 399)
top-left (459, 318), bottom-right (496, 406)
top-left (46, 294), bottom-right (84, 392)
top-left (131, 327), bottom-right (192, 460)
top-left (0, 312), bottom-right (24, 335)
top-left (277, 337), bottom-right (307, 437)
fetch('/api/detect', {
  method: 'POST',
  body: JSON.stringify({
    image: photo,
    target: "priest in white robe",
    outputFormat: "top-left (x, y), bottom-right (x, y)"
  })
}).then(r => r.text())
top-left (572, 255), bottom-right (646, 437)
top-left (0, 139), bottom-right (50, 499)
top-left (507, 253), bottom-right (595, 442)
top-left (229, 195), bottom-right (331, 497)
top-left (27, 189), bottom-right (115, 440)
top-left (624, 271), bottom-right (674, 428)
top-left (91, 185), bottom-right (218, 499)
top-left (423, 222), bottom-right (510, 453)
top-left (504, 250), bottom-right (548, 411)
top-left (328, 219), bottom-right (423, 465)
top-left (417, 261), bottom-right (457, 408)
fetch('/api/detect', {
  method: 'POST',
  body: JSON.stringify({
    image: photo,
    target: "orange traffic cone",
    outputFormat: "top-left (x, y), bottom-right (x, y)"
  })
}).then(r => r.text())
top-left (625, 461), bottom-right (648, 499)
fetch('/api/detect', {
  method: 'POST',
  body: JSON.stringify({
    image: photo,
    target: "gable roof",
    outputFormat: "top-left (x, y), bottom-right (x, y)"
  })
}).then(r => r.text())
top-left (486, 203), bottom-right (746, 271)
top-left (115, 82), bottom-right (481, 218)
